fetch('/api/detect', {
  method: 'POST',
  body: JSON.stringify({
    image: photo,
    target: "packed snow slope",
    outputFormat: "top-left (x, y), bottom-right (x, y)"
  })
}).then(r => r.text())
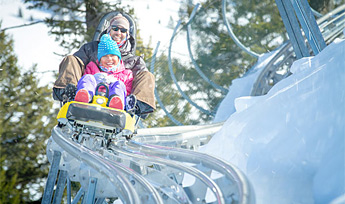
top-left (201, 38), bottom-right (345, 204)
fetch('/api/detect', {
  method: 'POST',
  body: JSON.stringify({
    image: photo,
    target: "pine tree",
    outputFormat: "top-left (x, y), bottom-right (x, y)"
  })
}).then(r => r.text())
top-left (150, 0), bottom-right (344, 126)
top-left (0, 26), bottom-right (57, 203)
top-left (144, 54), bottom-right (208, 127)
top-left (146, 0), bottom-right (265, 125)
top-left (24, 0), bottom-right (135, 53)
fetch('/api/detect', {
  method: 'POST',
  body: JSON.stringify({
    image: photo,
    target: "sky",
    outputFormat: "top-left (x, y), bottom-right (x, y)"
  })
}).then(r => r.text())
top-left (1, 1), bottom-right (344, 203)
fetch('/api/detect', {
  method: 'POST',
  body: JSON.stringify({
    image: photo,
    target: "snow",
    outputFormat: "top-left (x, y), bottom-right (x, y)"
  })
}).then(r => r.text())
top-left (213, 47), bottom-right (281, 122)
top-left (2, 0), bottom-right (345, 203)
top-left (201, 38), bottom-right (345, 203)
top-left (0, 0), bottom-right (64, 86)
top-left (120, 0), bottom-right (181, 48)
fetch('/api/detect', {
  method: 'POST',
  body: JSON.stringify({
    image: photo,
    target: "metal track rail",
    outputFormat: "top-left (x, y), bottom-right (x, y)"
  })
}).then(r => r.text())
top-left (109, 143), bottom-right (225, 204)
top-left (126, 141), bottom-right (255, 204)
top-left (133, 122), bottom-right (223, 149)
top-left (48, 126), bottom-right (163, 203)
top-left (43, 124), bottom-right (254, 204)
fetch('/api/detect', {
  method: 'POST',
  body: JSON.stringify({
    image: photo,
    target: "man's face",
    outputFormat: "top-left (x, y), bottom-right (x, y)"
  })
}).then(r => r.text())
top-left (109, 25), bottom-right (128, 44)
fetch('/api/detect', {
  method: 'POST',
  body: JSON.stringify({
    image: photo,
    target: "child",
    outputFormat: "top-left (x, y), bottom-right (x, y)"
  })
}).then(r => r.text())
top-left (74, 34), bottom-right (133, 110)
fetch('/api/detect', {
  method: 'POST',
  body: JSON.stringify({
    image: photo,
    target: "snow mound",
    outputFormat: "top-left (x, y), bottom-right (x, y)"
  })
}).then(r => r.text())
top-left (202, 39), bottom-right (345, 204)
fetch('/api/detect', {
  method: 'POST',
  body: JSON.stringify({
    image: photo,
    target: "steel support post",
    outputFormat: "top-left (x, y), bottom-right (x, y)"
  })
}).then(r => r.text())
top-left (67, 177), bottom-right (71, 204)
top-left (276, 0), bottom-right (310, 59)
top-left (275, 0), bottom-right (326, 59)
top-left (52, 170), bottom-right (68, 204)
top-left (291, 0), bottom-right (326, 54)
top-left (42, 151), bottom-right (62, 204)
top-left (84, 177), bottom-right (98, 204)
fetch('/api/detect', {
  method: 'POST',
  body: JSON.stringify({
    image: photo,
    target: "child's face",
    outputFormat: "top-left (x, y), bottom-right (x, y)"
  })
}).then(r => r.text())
top-left (100, 54), bottom-right (119, 68)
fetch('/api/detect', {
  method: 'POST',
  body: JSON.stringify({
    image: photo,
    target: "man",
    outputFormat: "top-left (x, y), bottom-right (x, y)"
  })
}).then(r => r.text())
top-left (53, 13), bottom-right (155, 118)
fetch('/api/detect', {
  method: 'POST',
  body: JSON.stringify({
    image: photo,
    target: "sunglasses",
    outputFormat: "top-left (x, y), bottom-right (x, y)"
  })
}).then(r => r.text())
top-left (111, 26), bottom-right (127, 33)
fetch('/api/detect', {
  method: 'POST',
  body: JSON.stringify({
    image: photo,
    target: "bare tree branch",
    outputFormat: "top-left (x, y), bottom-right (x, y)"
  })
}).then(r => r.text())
top-left (1, 20), bottom-right (44, 31)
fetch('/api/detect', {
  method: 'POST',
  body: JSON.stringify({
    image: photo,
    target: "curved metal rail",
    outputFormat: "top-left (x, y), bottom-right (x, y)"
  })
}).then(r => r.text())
top-left (161, 3), bottom-right (344, 123)
top-left (50, 126), bottom-right (163, 203)
top-left (127, 140), bottom-right (255, 204)
top-left (168, 20), bottom-right (214, 116)
top-left (250, 41), bottom-right (294, 96)
top-left (109, 143), bottom-right (225, 204)
top-left (186, 4), bottom-right (229, 94)
top-left (44, 123), bottom-right (254, 204)
top-left (133, 122), bottom-right (223, 149)
top-left (150, 41), bottom-right (184, 126)
top-left (221, 0), bottom-right (260, 58)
